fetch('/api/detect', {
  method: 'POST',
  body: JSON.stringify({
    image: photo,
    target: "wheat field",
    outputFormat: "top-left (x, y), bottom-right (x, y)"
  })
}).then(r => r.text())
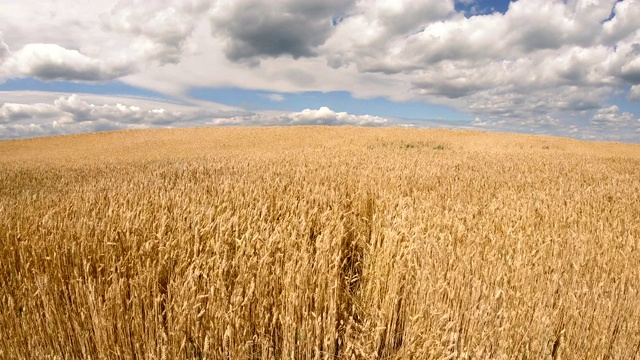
top-left (1, 126), bottom-right (639, 359)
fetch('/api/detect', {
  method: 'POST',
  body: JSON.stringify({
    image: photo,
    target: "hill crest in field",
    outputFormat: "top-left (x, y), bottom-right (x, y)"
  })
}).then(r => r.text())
top-left (1, 126), bottom-right (639, 164)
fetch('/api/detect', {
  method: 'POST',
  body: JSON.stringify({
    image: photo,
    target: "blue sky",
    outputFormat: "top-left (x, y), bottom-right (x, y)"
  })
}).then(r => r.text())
top-left (0, 77), bottom-right (470, 123)
top-left (455, 0), bottom-right (512, 15)
top-left (1, 0), bottom-right (640, 141)
top-left (189, 87), bottom-right (468, 121)
top-left (0, 78), bottom-right (168, 100)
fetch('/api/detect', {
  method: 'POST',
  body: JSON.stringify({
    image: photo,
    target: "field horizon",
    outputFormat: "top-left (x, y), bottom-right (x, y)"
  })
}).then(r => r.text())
top-left (3, 126), bottom-right (640, 163)
top-left (2, 126), bottom-right (640, 359)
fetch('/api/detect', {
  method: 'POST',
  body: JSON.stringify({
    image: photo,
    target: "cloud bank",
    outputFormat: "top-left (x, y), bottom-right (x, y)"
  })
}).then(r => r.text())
top-left (0, 94), bottom-right (389, 139)
top-left (2, 44), bottom-right (133, 81)
top-left (211, 106), bottom-right (388, 126)
top-left (211, 0), bottom-right (354, 64)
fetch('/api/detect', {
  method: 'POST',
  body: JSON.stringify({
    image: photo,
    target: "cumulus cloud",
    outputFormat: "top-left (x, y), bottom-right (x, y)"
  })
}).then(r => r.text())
top-left (584, 104), bottom-right (640, 141)
top-left (618, 44), bottom-right (640, 84)
top-left (0, 0), bottom-right (211, 83)
top-left (52, 94), bottom-right (247, 125)
top-left (0, 93), bottom-right (250, 139)
top-left (1, 44), bottom-right (133, 81)
top-left (324, 0), bottom-right (453, 71)
top-left (101, 0), bottom-right (210, 65)
top-left (319, 0), bottom-right (640, 129)
top-left (287, 106), bottom-right (388, 125)
top-left (0, 38), bottom-right (9, 63)
top-left (210, 0), bottom-right (354, 64)
top-left (602, 0), bottom-right (640, 44)
top-left (0, 102), bottom-right (59, 123)
top-left (325, 0), bottom-right (614, 72)
top-left (0, 94), bottom-right (388, 139)
top-left (211, 107), bottom-right (388, 126)
top-left (591, 105), bottom-right (637, 125)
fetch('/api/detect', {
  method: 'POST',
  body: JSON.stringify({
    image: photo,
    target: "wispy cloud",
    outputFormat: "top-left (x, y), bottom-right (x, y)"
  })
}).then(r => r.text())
top-left (263, 93), bottom-right (285, 102)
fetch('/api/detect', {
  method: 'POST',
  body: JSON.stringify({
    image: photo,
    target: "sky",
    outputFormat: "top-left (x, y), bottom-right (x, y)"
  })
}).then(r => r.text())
top-left (1, 0), bottom-right (640, 142)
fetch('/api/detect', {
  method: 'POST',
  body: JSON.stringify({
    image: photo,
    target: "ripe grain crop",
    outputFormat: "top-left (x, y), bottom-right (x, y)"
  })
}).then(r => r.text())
top-left (1, 126), bottom-right (640, 359)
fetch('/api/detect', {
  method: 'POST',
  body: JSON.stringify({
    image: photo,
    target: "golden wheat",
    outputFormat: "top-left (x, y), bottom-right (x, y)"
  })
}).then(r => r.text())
top-left (1, 126), bottom-right (639, 359)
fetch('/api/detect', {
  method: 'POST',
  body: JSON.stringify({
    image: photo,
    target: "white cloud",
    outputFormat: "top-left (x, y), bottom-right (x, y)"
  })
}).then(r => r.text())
top-left (325, 0), bottom-right (614, 73)
top-left (602, 0), bottom-right (640, 44)
top-left (0, 102), bottom-right (59, 123)
top-left (264, 93), bottom-right (285, 102)
top-left (101, 0), bottom-right (210, 65)
top-left (0, 123), bottom-right (48, 139)
top-left (0, 0), bottom-right (210, 82)
top-left (210, 106), bottom-right (388, 126)
top-left (582, 104), bottom-right (640, 141)
top-left (619, 46), bottom-right (640, 84)
top-left (0, 37), bottom-right (8, 63)
top-left (630, 85), bottom-right (640, 101)
top-left (0, 93), bottom-right (388, 139)
top-left (318, 0), bottom-right (640, 128)
top-left (591, 105), bottom-right (637, 124)
top-left (2, 43), bottom-right (133, 81)
top-left (288, 106), bottom-right (388, 125)
top-left (0, 92), bottom-right (251, 139)
top-left (323, 0), bottom-right (454, 72)
top-left (52, 94), bottom-right (248, 125)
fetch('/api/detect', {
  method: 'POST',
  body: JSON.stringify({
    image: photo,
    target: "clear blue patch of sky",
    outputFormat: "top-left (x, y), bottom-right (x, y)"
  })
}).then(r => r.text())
top-left (189, 87), bottom-right (471, 122)
top-left (455, 0), bottom-right (514, 17)
top-left (0, 77), bottom-right (169, 100)
top-left (610, 87), bottom-right (640, 115)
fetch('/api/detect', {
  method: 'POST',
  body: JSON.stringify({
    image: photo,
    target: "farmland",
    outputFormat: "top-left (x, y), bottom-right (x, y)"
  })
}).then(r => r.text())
top-left (1, 126), bottom-right (640, 359)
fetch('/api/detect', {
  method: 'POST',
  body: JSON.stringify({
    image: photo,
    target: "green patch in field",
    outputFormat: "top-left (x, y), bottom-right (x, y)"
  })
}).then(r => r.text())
top-left (372, 139), bottom-right (449, 151)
